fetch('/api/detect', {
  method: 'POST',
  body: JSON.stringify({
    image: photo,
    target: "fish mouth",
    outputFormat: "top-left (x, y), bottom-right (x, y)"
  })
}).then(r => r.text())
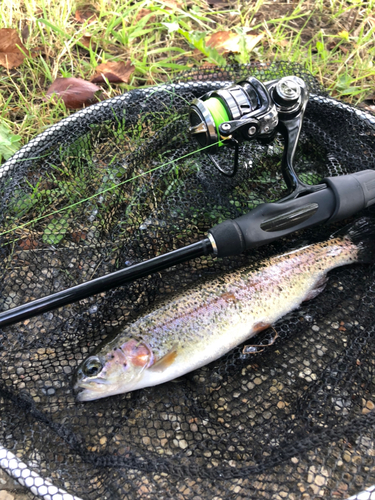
top-left (73, 382), bottom-right (88, 402)
top-left (74, 383), bottom-right (109, 402)
top-left (75, 387), bottom-right (100, 402)
top-left (73, 375), bottom-right (140, 402)
top-left (75, 383), bottom-right (133, 402)
top-left (74, 374), bottom-right (147, 402)
top-left (73, 378), bottom-right (110, 402)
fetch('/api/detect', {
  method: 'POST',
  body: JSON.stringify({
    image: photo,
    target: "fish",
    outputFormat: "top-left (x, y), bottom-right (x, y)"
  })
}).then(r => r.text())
top-left (74, 217), bottom-right (375, 402)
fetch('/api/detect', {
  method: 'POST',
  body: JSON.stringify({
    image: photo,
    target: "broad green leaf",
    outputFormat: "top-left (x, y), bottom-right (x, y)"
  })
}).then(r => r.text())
top-left (0, 122), bottom-right (22, 163)
top-left (42, 215), bottom-right (70, 245)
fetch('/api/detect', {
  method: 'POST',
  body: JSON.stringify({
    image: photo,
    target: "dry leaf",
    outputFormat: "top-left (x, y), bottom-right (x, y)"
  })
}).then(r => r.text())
top-left (0, 28), bottom-right (28, 69)
top-left (206, 31), bottom-right (264, 55)
top-left (338, 45), bottom-right (349, 54)
top-left (21, 24), bottom-right (30, 43)
top-left (134, 8), bottom-right (156, 24)
top-left (75, 4), bottom-right (98, 24)
top-left (81, 36), bottom-right (92, 49)
top-left (19, 238), bottom-right (38, 250)
top-left (30, 45), bottom-right (47, 58)
top-left (157, 0), bottom-right (182, 10)
top-left (71, 230), bottom-right (87, 243)
top-left (90, 61), bottom-right (134, 84)
top-left (80, 34), bottom-right (96, 50)
top-left (358, 95), bottom-right (375, 114)
top-left (327, 40), bottom-right (349, 54)
top-left (45, 77), bottom-right (102, 109)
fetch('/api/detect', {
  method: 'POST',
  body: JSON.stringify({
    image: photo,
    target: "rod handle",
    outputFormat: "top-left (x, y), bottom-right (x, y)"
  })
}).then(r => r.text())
top-left (209, 170), bottom-right (375, 257)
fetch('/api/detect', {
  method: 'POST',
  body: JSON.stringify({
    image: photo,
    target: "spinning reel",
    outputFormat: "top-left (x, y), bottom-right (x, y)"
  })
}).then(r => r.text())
top-left (1, 75), bottom-right (375, 328)
top-left (189, 75), bottom-right (375, 257)
top-left (190, 76), bottom-right (287, 178)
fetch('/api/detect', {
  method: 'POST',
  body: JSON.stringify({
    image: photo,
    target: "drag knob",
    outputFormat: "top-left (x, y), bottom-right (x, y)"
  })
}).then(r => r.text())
top-left (272, 76), bottom-right (303, 108)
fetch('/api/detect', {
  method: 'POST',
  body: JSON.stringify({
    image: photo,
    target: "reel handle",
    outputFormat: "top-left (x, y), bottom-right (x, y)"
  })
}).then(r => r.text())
top-left (208, 170), bottom-right (375, 257)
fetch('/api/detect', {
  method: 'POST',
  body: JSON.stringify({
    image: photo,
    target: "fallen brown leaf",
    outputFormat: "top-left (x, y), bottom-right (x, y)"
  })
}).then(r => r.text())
top-left (45, 77), bottom-right (102, 109)
top-left (30, 45), bottom-right (47, 58)
top-left (90, 61), bottom-right (134, 84)
top-left (157, 0), bottom-right (182, 10)
top-left (339, 45), bottom-right (349, 54)
top-left (206, 30), bottom-right (264, 55)
top-left (71, 230), bottom-right (87, 243)
top-left (21, 24), bottom-right (30, 43)
top-left (79, 34), bottom-right (96, 50)
top-left (358, 95), bottom-right (375, 114)
top-left (75, 3), bottom-right (98, 24)
top-left (19, 238), bottom-right (38, 250)
top-left (327, 40), bottom-right (349, 54)
top-left (0, 28), bottom-right (28, 69)
top-left (134, 8), bottom-right (156, 24)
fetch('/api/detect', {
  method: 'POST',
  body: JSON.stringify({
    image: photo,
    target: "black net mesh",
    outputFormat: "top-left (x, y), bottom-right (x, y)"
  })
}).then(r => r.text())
top-left (1, 62), bottom-right (375, 499)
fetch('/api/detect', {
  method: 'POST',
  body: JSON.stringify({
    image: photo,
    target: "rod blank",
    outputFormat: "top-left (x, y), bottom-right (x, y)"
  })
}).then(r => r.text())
top-left (0, 239), bottom-right (212, 328)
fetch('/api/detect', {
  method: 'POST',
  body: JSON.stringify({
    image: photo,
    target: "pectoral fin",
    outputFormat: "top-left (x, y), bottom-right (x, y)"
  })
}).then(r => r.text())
top-left (303, 276), bottom-right (328, 302)
top-left (148, 348), bottom-right (178, 373)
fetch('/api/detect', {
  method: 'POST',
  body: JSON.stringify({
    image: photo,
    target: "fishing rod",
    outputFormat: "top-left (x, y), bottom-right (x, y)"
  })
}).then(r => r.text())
top-left (1, 75), bottom-right (375, 328)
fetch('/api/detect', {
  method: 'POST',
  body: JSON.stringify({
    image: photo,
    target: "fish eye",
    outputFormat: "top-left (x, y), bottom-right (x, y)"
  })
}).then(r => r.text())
top-left (82, 357), bottom-right (103, 378)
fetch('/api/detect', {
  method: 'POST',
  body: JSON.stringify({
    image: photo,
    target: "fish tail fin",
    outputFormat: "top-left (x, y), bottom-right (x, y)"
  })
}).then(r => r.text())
top-left (333, 216), bottom-right (375, 263)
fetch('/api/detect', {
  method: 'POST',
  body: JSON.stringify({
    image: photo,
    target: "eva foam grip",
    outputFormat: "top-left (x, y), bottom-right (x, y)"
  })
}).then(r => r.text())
top-left (209, 188), bottom-right (336, 257)
top-left (323, 170), bottom-right (375, 222)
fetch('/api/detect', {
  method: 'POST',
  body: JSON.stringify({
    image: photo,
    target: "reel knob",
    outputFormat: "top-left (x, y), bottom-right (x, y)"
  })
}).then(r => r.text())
top-left (272, 76), bottom-right (305, 113)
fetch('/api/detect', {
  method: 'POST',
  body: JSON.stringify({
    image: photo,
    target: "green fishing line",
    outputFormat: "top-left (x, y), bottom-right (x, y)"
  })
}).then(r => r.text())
top-left (0, 140), bottom-right (221, 238)
top-left (204, 97), bottom-right (230, 147)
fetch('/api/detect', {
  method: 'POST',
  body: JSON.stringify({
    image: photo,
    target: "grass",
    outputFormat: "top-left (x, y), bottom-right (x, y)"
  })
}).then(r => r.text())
top-left (0, 0), bottom-right (374, 157)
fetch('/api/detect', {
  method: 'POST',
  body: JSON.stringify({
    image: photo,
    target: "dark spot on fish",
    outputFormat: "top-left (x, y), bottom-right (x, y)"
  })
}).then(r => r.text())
top-left (123, 363), bottom-right (127, 367)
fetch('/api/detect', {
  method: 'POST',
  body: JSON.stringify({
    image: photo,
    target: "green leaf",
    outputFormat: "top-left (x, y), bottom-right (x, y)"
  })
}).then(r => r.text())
top-left (340, 86), bottom-right (363, 96)
top-left (9, 189), bottom-right (37, 216)
top-left (42, 215), bottom-right (70, 245)
top-left (335, 74), bottom-right (362, 96)
top-left (235, 34), bottom-right (249, 65)
top-left (0, 122), bottom-right (22, 163)
top-left (178, 29), bottom-right (226, 66)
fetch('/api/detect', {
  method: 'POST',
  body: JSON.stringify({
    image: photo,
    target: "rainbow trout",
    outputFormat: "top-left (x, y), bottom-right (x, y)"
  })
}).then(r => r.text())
top-left (74, 217), bottom-right (375, 402)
